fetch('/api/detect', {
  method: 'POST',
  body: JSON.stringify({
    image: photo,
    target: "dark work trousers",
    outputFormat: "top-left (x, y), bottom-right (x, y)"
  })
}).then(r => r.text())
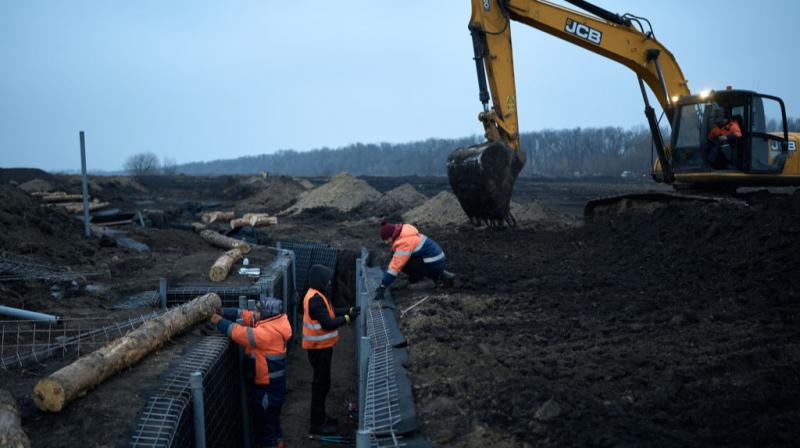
top-left (250, 379), bottom-right (287, 447)
top-left (307, 347), bottom-right (333, 429)
top-left (402, 256), bottom-right (445, 283)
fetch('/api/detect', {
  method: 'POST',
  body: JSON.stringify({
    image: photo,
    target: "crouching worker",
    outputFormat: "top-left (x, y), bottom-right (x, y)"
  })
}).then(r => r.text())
top-left (211, 297), bottom-right (291, 448)
top-left (375, 220), bottom-right (456, 300)
top-left (303, 264), bottom-right (360, 438)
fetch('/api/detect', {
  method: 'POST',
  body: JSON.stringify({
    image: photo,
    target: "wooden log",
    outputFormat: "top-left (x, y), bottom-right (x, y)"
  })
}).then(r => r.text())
top-left (0, 390), bottom-right (30, 448)
top-left (32, 293), bottom-right (222, 412)
top-left (34, 192), bottom-right (84, 203)
top-left (230, 214), bottom-right (277, 229)
top-left (59, 200), bottom-right (109, 214)
top-left (191, 222), bottom-right (208, 233)
top-left (209, 248), bottom-right (244, 282)
top-left (200, 211), bottom-right (235, 224)
top-left (199, 229), bottom-right (251, 253)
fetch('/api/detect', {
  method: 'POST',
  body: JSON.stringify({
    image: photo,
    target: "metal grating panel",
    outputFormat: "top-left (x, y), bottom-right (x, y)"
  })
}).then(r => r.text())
top-left (129, 335), bottom-right (242, 448)
top-left (166, 286), bottom-right (263, 308)
top-left (277, 240), bottom-right (338, 296)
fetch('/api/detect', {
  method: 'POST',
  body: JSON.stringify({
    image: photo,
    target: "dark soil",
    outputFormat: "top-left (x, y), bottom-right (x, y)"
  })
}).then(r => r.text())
top-left (396, 191), bottom-right (800, 447)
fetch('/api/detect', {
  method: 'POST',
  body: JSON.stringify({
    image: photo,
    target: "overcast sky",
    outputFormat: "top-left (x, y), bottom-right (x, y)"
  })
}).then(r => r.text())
top-left (2, 1), bottom-right (799, 171)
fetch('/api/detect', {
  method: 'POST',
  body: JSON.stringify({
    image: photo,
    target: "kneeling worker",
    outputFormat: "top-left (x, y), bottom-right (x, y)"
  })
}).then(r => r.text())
top-left (375, 220), bottom-right (456, 300)
top-left (211, 297), bottom-right (291, 448)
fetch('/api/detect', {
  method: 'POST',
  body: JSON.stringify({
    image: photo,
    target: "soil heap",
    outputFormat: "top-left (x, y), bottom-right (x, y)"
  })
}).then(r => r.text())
top-left (282, 172), bottom-right (382, 215)
top-left (0, 185), bottom-right (96, 263)
top-left (402, 191), bottom-right (467, 226)
top-left (17, 178), bottom-right (55, 193)
top-left (368, 183), bottom-right (428, 219)
top-left (230, 176), bottom-right (307, 213)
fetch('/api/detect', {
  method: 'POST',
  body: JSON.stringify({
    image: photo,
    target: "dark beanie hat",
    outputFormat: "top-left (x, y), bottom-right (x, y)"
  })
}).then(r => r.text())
top-left (380, 220), bottom-right (402, 241)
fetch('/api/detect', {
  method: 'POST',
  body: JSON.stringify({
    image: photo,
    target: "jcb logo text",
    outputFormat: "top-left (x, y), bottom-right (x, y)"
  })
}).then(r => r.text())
top-left (565, 19), bottom-right (602, 45)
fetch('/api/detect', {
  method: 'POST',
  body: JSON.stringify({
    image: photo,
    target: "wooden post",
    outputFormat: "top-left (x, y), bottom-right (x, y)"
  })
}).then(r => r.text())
top-left (200, 211), bottom-right (235, 224)
top-left (0, 390), bottom-right (30, 448)
top-left (209, 248), bottom-right (245, 282)
top-left (32, 293), bottom-right (222, 412)
top-left (199, 229), bottom-right (251, 253)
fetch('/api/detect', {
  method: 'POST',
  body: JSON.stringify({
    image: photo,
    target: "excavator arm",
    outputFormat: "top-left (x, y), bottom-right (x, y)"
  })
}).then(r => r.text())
top-left (449, 0), bottom-right (692, 226)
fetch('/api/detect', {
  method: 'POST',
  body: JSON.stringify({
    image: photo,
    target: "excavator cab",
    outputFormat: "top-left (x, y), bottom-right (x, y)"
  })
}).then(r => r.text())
top-left (669, 90), bottom-right (790, 179)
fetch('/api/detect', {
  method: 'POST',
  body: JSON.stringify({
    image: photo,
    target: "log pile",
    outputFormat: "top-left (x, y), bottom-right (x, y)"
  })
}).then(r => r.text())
top-left (32, 293), bottom-right (222, 412)
top-left (0, 390), bottom-right (30, 448)
top-left (31, 191), bottom-right (83, 203)
top-left (59, 200), bottom-right (110, 214)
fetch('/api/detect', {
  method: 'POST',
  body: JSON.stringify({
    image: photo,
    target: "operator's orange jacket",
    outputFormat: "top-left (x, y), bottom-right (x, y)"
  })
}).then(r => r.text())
top-left (221, 308), bottom-right (291, 385)
top-left (708, 120), bottom-right (742, 140)
top-left (302, 288), bottom-right (340, 349)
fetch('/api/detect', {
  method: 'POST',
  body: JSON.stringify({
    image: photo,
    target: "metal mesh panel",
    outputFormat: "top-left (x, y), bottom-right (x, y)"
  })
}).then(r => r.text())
top-left (276, 240), bottom-right (338, 295)
top-left (129, 336), bottom-right (242, 448)
top-left (0, 253), bottom-right (97, 282)
top-left (166, 286), bottom-right (263, 307)
top-left (0, 311), bottom-right (164, 370)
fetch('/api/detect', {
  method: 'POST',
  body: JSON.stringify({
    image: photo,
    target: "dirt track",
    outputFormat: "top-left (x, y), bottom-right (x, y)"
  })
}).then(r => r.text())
top-left (1, 170), bottom-right (798, 447)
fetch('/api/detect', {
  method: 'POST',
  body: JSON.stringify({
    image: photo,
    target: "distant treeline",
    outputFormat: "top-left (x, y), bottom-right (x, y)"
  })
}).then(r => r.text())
top-left (178, 119), bottom-right (800, 177)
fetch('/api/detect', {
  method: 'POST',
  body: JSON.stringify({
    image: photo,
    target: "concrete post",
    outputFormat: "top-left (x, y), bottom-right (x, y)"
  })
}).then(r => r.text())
top-left (79, 131), bottom-right (90, 238)
top-left (189, 372), bottom-right (206, 448)
top-left (356, 429), bottom-right (371, 448)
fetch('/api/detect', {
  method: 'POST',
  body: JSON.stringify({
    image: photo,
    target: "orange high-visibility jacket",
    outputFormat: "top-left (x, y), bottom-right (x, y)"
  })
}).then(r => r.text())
top-left (302, 288), bottom-right (340, 349)
top-left (387, 224), bottom-right (444, 277)
top-left (227, 309), bottom-right (292, 385)
top-left (708, 120), bottom-right (742, 140)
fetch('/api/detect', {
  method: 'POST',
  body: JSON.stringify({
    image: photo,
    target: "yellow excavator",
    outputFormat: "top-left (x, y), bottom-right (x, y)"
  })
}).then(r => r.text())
top-left (448, 0), bottom-right (800, 226)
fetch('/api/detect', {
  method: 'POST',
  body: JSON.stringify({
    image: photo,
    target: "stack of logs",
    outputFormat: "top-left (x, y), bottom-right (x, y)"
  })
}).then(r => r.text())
top-left (194, 211), bottom-right (278, 282)
top-left (32, 191), bottom-right (109, 214)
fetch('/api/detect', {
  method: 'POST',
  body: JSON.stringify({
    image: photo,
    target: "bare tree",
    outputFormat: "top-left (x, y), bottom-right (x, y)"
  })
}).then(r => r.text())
top-left (124, 152), bottom-right (160, 176)
top-left (162, 157), bottom-right (178, 175)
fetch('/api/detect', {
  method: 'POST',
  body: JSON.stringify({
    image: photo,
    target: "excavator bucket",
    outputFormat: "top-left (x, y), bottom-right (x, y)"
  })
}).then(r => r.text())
top-left (447, 141), bottom-right (526, 227)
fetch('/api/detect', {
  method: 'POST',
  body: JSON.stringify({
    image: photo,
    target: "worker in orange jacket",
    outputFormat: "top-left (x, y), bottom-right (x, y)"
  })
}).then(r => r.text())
top-left (374, 221), bottom-right (455, 300)
top-left (708, 110), bottom-right (742, 168)
top-left (302, 264), bottom-right (359, 437)
top-left (211, 296), bottom-right (291, 448)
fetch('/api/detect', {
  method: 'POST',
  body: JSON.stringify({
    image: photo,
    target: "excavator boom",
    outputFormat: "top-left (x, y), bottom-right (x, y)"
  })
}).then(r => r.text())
top-left (448, 0), bottom-right (691, 225)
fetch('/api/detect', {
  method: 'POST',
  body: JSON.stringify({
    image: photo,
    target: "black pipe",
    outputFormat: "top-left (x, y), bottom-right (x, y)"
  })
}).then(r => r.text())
top-left (562, 0), bottom-right (628, 26)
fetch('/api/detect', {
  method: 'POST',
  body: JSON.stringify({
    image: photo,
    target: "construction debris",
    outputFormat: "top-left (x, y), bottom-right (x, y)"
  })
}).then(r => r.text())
top-left (32, 293), bottom-right (222, 412)
top-left (0, 389), bottom-right (30, 448)
top-left (209, 248), bottom-right (245, 282)
top-left (199, 229), bottom-right (252, 252)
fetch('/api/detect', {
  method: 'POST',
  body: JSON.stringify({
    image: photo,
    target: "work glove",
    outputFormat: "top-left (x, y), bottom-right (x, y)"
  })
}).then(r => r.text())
top-left (348, 306), bottom-right (361, 319)
top-left (374, 285), bottom-right (386, 301)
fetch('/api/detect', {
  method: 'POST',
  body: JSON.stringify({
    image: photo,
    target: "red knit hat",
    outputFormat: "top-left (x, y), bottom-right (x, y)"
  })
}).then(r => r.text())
top-left (380, 220), bottom-right (402, 241)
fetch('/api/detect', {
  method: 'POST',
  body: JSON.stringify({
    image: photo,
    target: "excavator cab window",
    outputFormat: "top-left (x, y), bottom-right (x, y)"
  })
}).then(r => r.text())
top-left (748, 95), bottom-right (789, 173)
top-left (671, 102), bottom-right (708, 170)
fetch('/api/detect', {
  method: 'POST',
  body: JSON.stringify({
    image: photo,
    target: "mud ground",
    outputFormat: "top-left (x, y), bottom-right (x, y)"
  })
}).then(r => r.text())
top-left (1, 169), bottom-right (798, 447)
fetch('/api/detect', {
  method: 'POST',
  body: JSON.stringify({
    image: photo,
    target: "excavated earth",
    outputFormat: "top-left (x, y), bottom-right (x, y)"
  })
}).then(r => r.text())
top-left (1, 169), bottom-right (798, 447)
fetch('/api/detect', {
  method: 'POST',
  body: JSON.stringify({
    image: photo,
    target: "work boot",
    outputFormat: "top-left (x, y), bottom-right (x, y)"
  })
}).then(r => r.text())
top-left (309, 423), bottom-right (338, 436)
top-left (439, 270), bottom-right (456, 288)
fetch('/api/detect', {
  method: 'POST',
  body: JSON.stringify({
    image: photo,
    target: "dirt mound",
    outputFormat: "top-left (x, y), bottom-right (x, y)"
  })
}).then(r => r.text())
top-left (402, 191), bottom-right (467, 226)
top-left (368, 183), bottom-right (428, 219)
top-left (17, 178), bottom-right (55, 193)
top-left (282, 172), bottom-right (382, 215)
top-left (398, 191), bottom-right (800, 447)
top-left (0, 168), bottom-right (56, 186)
top-left (0, 185), bottom-right (97, 264)
top-left (229, 176), bottom-right (306, 213)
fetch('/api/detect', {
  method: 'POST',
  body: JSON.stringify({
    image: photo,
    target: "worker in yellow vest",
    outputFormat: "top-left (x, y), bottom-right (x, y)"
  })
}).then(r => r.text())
top-left (302, 264), bottom-right (359, 437)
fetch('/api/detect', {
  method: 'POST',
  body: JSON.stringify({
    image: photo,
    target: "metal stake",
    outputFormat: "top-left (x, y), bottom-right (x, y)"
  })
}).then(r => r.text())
top-left (79, 131), bottom-right (90, 238)
top-left (189, 371), bottom-right (207, 448)
top-left (159, 278), bottom-right (167, 309)
top-left (359, 336), bottom-right (370, 429)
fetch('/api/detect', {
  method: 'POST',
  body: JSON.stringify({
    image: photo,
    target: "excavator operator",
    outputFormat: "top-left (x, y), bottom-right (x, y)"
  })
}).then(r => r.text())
top-left (707, 107), bottom-right (742, 169)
